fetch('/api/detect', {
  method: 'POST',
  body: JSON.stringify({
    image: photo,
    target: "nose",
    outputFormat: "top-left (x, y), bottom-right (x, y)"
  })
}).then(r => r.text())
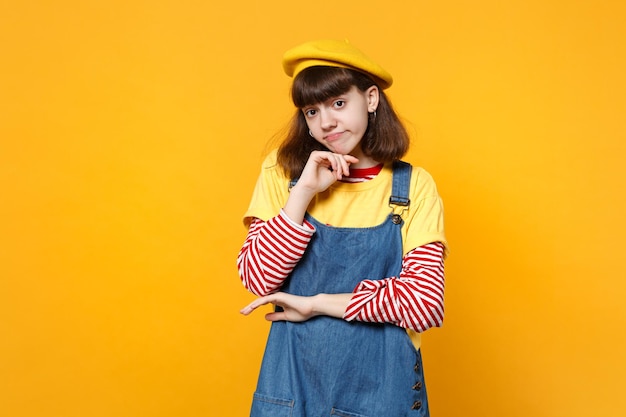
top-left (319, 108), bottom-right (337, 130)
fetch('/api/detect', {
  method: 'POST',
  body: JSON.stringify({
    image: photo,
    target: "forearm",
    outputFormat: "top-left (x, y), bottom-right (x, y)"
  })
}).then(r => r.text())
top-left (237, 213), bottom-right (315, 295)
top-left (282, 150), bottom-right (357, 224)
top-left (312, 293), bottom-right (353, 319)
top-left (240, 291), bottom-right (352, 322)
top-left (343, 242), bottom-right (446, 332)
top-left (282, 183), bottom-right (316, 225)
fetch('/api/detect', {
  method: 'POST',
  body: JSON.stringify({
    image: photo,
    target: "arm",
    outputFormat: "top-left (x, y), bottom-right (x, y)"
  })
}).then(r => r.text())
top-left (240, 242), bottom-right (446, 332)
top-left (344, 242), bottom-right (446, 332)
top-left (240, 292), bottom-right (352, 322)
top-left (236, 214), bottom-right (315, 296)
top-left (283, 150), bottom-right (358, 224)
top-left (239, 153), bottom-right (447, 329)
top-left (237, 151), bottom-right (359, 296)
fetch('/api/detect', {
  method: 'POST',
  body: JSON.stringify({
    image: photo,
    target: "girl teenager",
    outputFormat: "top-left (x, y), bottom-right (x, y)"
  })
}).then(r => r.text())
top-left (237, 39), bottom-right (447, 417)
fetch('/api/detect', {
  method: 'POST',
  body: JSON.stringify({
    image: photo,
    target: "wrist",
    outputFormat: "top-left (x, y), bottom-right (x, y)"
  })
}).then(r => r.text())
top-left (289, 182), bottom-right (317, 203)
top-left (312, 293), bottom-right (352, 319)
top-left (284, 186), bottom-right (315, 225)
top-left (311, 293), bottom-right (325, 317)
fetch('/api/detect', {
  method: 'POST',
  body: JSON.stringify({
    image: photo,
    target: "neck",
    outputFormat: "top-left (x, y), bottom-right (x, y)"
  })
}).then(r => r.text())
top-left (348, 148), bottom-right (379, 169)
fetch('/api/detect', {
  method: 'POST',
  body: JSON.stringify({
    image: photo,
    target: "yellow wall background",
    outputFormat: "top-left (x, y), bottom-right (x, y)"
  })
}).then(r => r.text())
top-left (1, 1), bottom-right (625, 416)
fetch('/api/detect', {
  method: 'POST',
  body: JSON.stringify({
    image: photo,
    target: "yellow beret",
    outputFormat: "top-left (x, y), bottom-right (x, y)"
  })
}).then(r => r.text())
top-left (282, 39), bottom-right (393, 89)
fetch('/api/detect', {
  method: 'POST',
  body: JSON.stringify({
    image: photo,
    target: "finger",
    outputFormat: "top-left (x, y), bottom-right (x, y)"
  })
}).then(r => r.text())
top-left (330, 154), bottom-right (345, 180)
top-left (240, 303), bottom-right (258, 315)
top-left (322, 152), bottom-right (338, 171)
top-left (311, 151), bottom-right (334, 168)
top-left (264, 311), bottom-right (286, 322)
top-left (338, 156), bottom-right (353, 177)
top-left (317, 153), bottom-right (339, 180)
top-left (343, 155), bottom-right (360, 165)
top-left (240, 296), bottom-right (274, 315)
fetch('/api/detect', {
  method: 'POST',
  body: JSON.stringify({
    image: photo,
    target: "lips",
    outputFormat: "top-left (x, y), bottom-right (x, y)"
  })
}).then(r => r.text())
top-left (323, 131), bottom-right (345, 142)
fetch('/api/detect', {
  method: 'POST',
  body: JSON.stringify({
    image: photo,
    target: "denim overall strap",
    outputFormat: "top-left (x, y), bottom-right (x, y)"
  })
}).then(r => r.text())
top-left (251, 162), bottom-right (429, 417)
top-left (389, 160), bottom-right (412, 207)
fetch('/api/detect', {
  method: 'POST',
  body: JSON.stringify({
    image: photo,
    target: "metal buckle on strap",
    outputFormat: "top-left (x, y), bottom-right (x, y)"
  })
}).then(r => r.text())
top-left (389, 195), bottom-right (410, 207)
top-left (389, 197), bottom-right (410, 224)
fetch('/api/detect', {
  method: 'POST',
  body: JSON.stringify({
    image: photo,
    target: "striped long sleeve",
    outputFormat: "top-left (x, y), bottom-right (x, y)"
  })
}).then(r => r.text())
top-left (343, 242), bottom-right (446, 332)
top-left (237, 214), bottom-right (446, 333)
top-left (237, 212), bottom-right (315, 296)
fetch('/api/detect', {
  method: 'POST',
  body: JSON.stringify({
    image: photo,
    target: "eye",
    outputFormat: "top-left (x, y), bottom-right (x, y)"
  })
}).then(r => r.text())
top-left (334, 100), bottom-right (345, 108)
top-left (303, 108), bottom-right (317, 118)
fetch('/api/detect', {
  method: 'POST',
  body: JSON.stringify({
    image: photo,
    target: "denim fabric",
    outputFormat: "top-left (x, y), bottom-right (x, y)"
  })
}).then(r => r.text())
top-left (251, 164), bottom-right (429, 417)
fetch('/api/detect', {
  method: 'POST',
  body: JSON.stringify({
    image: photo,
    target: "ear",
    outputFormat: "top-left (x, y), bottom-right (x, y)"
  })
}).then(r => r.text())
top-left (365, 85), bottom-right (380, 113)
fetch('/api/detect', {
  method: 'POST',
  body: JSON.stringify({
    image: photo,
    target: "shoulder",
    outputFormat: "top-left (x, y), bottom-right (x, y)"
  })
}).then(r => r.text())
top-left (243, 150), bottom-right (290, 223)
top-left (260, 149), bottom-right (280, 170)
top-left (257, 149), bottom-right (289, 183)
top-left (401, 161), bottom-right (440, 201)
top-left (400, 162), bottom-right (447, 254)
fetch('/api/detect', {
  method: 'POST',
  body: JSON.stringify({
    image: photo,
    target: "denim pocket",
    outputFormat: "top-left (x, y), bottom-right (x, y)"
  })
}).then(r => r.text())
top-left (330, 407), bottom-right (369, 417)
top-left (251, 393), bottom-right (294, 417)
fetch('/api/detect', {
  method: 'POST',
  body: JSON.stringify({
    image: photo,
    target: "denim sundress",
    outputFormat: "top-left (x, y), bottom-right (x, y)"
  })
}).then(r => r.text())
top-left (250, 161), bottom-right (429, 417)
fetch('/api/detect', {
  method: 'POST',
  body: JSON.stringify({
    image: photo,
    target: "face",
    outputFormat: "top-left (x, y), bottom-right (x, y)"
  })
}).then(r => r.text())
top-left (302, 85), bottom-right (379, 159)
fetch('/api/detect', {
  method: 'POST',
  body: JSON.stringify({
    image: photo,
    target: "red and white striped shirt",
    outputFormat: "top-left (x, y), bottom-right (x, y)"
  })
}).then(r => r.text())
top-left (237, 166), bottom-right (446, 333)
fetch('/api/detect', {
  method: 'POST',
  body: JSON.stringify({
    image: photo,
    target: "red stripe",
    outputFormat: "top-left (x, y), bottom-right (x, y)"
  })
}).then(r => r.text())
top-left (237, 215), bottom-right (314, 296)
top-left (344, 242), bottom-right (445, 332)
top-left (239, 215), bottom-right (446, 331)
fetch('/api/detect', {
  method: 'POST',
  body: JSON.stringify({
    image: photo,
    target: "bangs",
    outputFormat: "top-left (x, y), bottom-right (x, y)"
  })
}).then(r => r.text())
top-left (291, 67), bottom-right (374, 108)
